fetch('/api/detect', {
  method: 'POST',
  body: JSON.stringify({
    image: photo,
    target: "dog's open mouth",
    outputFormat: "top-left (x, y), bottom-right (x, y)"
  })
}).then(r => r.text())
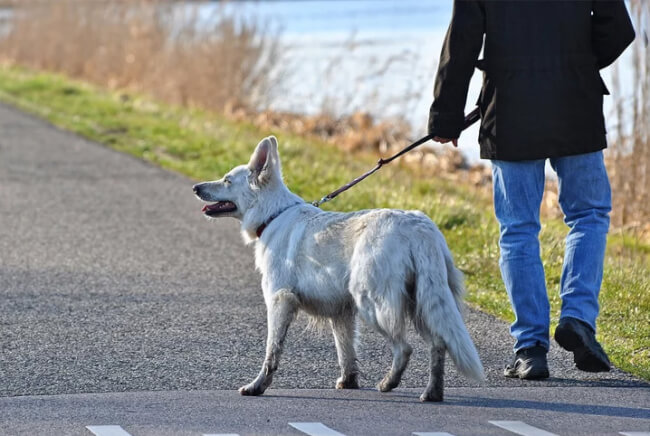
top-left (202, 201), bottom-right (237, 217)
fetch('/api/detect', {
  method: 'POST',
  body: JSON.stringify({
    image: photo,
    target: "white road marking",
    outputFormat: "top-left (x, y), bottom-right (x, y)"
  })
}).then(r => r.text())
top-left (86, 426), bottom-right (133, 436)
top-left (203, 434), bottom-right (240, 436)
top-left (289, 422), bottom-right (347, 436)
top-left (489, 421), bottom-right (559, 436)
top-left (81, 423), bottom-right (650, 436)
top-left (413, 432), bottom-right (456, 436)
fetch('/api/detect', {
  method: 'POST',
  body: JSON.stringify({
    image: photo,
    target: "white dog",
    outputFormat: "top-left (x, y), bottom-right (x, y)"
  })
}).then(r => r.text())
top-left (193, 136), bottom-right (484, 402)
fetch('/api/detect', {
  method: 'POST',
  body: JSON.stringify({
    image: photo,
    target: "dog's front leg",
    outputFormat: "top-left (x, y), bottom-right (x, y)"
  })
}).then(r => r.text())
top-left (331, 314), bottom-right (360, 389)
top-left (239, 289), bottom-right (298, 396)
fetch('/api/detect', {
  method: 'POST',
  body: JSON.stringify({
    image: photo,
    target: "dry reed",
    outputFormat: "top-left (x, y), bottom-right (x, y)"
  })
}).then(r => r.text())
top-left (608, 0), bottom-right (650, 236)
top-left (0, 0), bottom-right (283, 111)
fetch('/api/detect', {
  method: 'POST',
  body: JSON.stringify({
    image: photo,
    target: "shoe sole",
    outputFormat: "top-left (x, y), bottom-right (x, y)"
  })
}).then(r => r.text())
top-left (555, 325), bottom-right (610, 372)
top-left (504, 367), bottom-right (549, 380)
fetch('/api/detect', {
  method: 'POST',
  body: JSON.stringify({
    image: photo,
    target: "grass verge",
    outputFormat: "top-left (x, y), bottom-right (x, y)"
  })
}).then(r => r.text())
top-left (0, 66), bottom-right (647, 380)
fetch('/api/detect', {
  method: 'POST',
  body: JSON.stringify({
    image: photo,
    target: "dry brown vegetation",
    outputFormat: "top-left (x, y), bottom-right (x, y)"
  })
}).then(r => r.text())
top-left (225, 102), bottom-right (491, 187)
top-left (0, 0), bottom-right (283, 111)
top-left (607, 0), bottom-right (650, 237)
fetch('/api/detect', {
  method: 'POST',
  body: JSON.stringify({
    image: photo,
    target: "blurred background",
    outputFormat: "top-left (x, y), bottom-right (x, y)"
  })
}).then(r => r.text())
top-left (0, 0), bottom-right (647, 230)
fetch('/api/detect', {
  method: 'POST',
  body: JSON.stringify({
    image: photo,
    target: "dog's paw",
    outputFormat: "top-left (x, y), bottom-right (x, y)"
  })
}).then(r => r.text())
top-left (419, 391), bottom-right (443, 402)
top-left (239, 383), bottom-right (264, 396)
top-left (377, 376), bottom-right (399, 393)
top-left (335, 374), bottom-right (359, 390)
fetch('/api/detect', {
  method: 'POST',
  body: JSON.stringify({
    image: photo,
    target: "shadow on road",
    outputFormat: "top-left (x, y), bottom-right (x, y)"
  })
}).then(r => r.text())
top-left (262, 384), bottom-right (649, 420)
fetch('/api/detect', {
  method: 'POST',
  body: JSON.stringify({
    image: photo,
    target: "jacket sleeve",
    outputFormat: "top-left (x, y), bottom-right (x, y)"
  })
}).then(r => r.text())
top-left (592, 0), bottom-right (636, 69)
top-left (428, 0), bottom-right (484, 139)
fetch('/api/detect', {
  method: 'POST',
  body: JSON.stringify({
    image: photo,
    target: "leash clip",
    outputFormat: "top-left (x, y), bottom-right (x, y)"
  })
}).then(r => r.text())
top-left (312, 196), bottom-right (330, 207)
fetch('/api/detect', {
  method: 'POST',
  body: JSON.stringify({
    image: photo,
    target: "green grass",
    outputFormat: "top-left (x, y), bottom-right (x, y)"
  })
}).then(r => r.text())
top-left (0, 66), bottom-right (648, 380)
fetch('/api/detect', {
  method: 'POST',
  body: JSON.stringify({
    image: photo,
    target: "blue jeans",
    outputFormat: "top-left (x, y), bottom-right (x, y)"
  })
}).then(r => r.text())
top-left (491, 151), bottom-right (611, 352)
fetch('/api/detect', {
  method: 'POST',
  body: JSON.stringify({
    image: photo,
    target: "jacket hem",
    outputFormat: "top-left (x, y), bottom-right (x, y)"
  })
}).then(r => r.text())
top-left (480, 143), bottom-right (607, 162)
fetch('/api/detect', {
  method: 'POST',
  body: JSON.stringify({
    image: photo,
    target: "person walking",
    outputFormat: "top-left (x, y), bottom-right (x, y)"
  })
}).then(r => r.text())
top-left (428, 1), bottom-right (635, 379)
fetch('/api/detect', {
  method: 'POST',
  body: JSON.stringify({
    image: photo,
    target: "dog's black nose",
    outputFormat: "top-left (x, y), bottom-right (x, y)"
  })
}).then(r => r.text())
top-left (193, 184), bottom-right (201, 195)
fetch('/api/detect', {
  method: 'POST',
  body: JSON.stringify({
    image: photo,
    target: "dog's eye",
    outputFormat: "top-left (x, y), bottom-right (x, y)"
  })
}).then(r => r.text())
top-left (224, 177), bottom-right (231, 185)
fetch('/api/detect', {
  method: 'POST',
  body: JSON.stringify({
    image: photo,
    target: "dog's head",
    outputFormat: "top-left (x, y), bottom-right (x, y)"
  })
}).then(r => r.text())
top-left (193, 136), bottom-right (285, 222)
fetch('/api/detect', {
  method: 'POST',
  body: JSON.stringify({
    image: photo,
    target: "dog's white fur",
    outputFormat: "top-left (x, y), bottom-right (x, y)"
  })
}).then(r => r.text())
top-left (193, 136), bottom-right (484, 402)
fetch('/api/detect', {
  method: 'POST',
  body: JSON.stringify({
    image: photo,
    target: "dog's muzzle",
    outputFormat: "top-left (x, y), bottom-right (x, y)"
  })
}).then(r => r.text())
top-left (193, 183), bottom-right (238, 217)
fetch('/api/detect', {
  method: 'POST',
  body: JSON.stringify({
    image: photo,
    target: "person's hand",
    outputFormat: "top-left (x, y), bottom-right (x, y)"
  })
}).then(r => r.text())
top-left (433, 136), bottom-right (458, 147)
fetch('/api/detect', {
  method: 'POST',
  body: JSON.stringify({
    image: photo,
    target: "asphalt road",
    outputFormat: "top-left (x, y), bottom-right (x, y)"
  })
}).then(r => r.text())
top-left (1, 102), bottom-right (648, 435)
top-left (1, 387), bottom-right (649, 436)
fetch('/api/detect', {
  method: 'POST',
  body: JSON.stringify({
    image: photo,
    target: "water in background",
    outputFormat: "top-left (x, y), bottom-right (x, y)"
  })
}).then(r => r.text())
top-left (197, 1), bottom-right (480, 152)
top-left (201, 0), bottom-right (634, 163)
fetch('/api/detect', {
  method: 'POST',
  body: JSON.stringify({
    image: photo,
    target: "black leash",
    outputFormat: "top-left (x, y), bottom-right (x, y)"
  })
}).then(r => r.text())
top-left (312, 107), bottom-right (481, 207)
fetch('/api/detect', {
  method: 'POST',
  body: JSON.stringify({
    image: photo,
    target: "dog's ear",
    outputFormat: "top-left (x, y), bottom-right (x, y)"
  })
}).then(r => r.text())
top-left (248, 136), bottom-right (280, 186)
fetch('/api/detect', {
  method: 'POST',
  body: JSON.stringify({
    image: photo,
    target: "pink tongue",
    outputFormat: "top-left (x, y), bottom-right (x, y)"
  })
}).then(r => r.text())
top-left (202, 202), bottom-right (232, 213)
top-left (202, 203), bottom-right (222, 213)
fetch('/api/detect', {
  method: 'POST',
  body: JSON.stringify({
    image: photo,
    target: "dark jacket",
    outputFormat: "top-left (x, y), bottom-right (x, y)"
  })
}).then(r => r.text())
top-left (428, 0), bottom-right (636, 161)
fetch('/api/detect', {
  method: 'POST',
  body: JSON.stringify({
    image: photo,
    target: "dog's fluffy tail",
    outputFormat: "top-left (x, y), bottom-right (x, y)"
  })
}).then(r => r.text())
top-left (414, 235), bottom-right (485, 383)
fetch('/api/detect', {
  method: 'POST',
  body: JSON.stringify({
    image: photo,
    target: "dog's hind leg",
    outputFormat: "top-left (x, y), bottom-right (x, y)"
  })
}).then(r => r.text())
top-left (352, 292), bottom-right (412, 392)
top-left (239, 289), bottom-right (298, 396)
top-left (373, 303), bottom-right (412, 392)
top-left (377, 333), bottom-right (412, 393)
top-left (349, 259), bottom-right (412, 393)
top-left (420, 340), bottom-right (446, 402)
top-left (414, 314), bottom-right (446, 402)
top-left (331, 312), bottom-right (360, 389)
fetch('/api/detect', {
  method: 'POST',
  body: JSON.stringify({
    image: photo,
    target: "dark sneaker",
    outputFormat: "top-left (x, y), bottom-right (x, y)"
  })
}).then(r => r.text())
top-left (504, 345), bottom-right (550, 380)
top-left (554, 317), bottom-right (611, 372)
